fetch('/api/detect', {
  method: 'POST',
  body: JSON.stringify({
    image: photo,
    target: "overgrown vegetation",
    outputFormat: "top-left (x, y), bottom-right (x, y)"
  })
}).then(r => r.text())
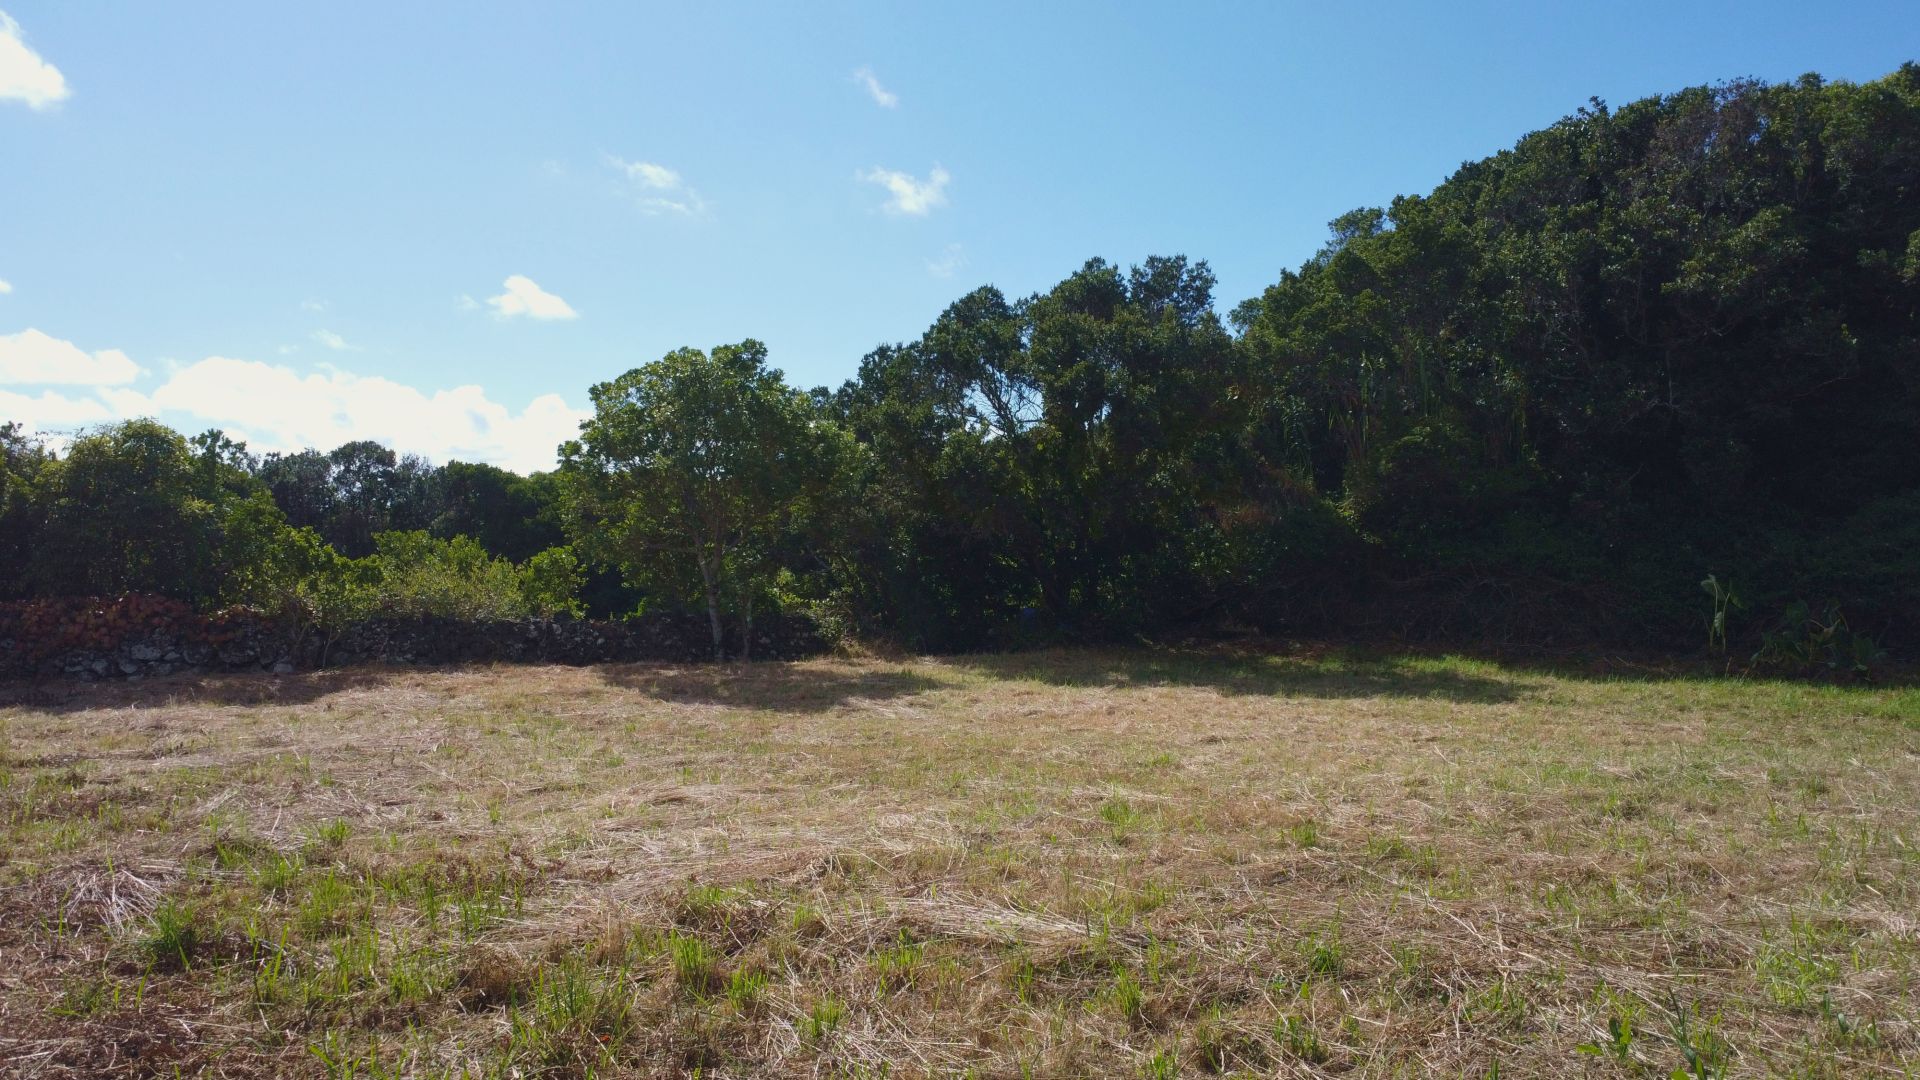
top-left (5, 66), bottom-right (1918, 664)
top-left (2, 650), bottom-right (1916, 1075)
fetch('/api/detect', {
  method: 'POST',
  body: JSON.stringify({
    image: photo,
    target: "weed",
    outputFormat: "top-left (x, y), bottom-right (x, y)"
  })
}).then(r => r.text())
top-left (1101, 798), bottom-right (1143, 843)
top-left (1755, 919), bottom-right (1843, 1011)
top-left (298, 869), bottom-right (359, 937)
top-left (139, 900), bottom-right (200, 970)
top-left (1817, 992), bottom-right (1881, 1048)
top-left (724, 966), bottom-right (768, 1012)
top-left (669, 931), bottom-right (718, 994)
top-left (1301, 928), bottom-right (1344, 980)
top-left (311, 817), bottom-right (353, 849)
top-left (801, 996), bottom-right (847, 1045)
top-left (504, 958), bottom-right (635, 1071)
top-left (1275, 1015), bottom-right (1329, 1064)
top-left (1576, 986), bottom-right (1642, 1064)
top-left (1141, 1046), bottom-right (1179, 1079)
top-left (873, 929), bottom-right (926, 992)
top-left (790, 901), bottom-right (825, 936)
top-left (1463, 981), bottom-right (1529, 1028)
top-left (1190, 1008), bottom-right (1251, 1071)
top-left (1106, 967), bottom-right (1146, 1025)
top-left (249, 849), bottom-right (304, 893)
top-left (1666, 1003), bottom-right (1734, 1079)
top-left (1009, 955), bottom-right (1038, 1003)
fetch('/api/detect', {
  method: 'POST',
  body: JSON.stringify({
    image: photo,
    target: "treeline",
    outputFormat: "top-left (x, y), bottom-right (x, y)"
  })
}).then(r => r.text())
top-left (5, 68), bottom-right (1917, 670)
top-left (0, 422), bottom-right (593, 635)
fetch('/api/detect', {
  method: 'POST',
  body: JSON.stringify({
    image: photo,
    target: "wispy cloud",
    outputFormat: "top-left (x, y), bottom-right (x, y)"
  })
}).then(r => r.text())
top-left (926, 243), bottom-right (967, 278)
top-left (0, 11), bottom-right (68, 110)
top-left (852, 66), bottom-right (898, 109)
top-left (0, 278), bottom-right (12, 295)
top-left (310, 329), bottom-right (361, 352)
top-left (607, 155), bottom-right (709, 216)
top-left (299, 298), bottom-right (327, 313)
top-left (860, 165), bottom-right (950, 216)
top-left (0, 328), bottom-right (142, 385)
top-left (485, 275), bottom-right (578, 321)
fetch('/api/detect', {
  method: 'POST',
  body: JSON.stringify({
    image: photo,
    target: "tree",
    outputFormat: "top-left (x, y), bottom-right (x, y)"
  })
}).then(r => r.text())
top-left (28, 420), bottom-right (224, 601)
top-left (829, 256), bottom-right (1251, 643)
top-left (561, 341), bottom-right (848, 659)
top-left (430, 460), bottom-right (566, 562)
top-left (0, 423), bottom-right (54, 599)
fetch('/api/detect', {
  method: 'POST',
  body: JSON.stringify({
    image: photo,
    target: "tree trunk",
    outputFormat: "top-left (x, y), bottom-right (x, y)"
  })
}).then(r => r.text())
top-left (739, 589), bottom-right (754, 663)
top-left (699, 557), bottom-right (724, 661)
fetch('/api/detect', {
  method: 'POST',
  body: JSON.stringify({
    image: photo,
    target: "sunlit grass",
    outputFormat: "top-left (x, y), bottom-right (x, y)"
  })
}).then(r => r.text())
top-left (1, 650), bottom-right (1916, 1075)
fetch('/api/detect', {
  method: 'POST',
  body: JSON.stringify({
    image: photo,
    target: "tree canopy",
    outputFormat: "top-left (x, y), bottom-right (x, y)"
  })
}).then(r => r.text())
top-left (4, 66), bottom-right (1916, 670)
top-left (560, 341), bottom-right (849, 659)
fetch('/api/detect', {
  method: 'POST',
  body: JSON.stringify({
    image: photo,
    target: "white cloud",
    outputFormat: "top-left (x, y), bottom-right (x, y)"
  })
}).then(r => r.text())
top-left (0, 328), bottom-right (142, 385)
top-left (484, 275), bottom-right (578, 321)
top-left (927, 243), bottom-right (967, 278)
top-left (606, 155), bottom-right (709, 216)
top-left (7, 358), bottom-right (590, 474)
top-left (0, 11), bottom-right (68, 110)
top-left (310, 329), bottom-right (361, 352)
top-left (860, 164), bottom-right (950, 216)
top-left (299, 298), bottom-right (327, 312)
top-left (852, 67), bottom-right (898, 109)
top-left (0, 387), bottom-right (115, 429)
top-left (0, 279), bottom-right (13, 295)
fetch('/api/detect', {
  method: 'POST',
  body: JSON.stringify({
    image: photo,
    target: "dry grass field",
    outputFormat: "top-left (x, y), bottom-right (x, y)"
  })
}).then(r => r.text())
top-left (1, 649), bottom-right (1917, 1078)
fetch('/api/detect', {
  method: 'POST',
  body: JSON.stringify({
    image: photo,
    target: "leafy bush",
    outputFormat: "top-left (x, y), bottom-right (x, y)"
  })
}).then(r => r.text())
top-left (1752, 602), bottom-right (1886, 680)
top-left (367, 531), bottom-right (530, 620)
top-left (519, 546), bottom-right (586, 618)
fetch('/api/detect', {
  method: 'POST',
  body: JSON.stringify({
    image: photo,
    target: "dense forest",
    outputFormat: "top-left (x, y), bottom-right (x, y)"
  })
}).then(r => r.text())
top-left (4, 68), bottom-right (1917, 670)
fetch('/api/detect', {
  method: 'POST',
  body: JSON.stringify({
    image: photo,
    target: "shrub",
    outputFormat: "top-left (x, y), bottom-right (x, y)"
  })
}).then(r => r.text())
top-left (366, 532), bottom-right (529, 621)
top-left (519, 546), bottom-right (586, 618)
top-left (1752, 601), bottom-right (1886, 680)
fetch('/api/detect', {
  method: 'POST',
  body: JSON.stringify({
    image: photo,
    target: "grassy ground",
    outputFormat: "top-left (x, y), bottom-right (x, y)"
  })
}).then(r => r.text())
top-left (1, 649), bottom-right (1917, 1078)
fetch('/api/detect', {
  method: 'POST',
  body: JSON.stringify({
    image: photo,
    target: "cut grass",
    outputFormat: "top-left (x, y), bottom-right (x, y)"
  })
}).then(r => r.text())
top-left (1, 648), bottom-right (1917, 1076)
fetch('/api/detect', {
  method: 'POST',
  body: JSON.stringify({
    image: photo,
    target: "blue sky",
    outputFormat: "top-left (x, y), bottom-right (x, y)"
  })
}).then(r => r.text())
top-left (2, 2), bottom-right (1915, 471)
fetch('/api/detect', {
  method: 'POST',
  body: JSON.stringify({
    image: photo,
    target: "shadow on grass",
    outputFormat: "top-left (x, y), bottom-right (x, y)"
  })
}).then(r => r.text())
top-left (594, 662), bottom-right (949, 714)
top-left (2, 649), bottom-right (1529, 714)
top-left (949, 646), bottom-right (1534, 704)
top-left (0, 665), bottom-right (474, 713)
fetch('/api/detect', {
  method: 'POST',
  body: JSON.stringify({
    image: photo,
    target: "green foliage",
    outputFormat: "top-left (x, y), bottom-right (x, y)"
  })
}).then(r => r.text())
top-left (561, 340), bottom-right (850, 658)
top-left (800, 995), bottom-right (847, 1044)
top-left (3, 67), bottom-right (1917, 666)
top-left (518, 546), bottom-right (586, 618)
top-left (667, 931), bottom-right (718, 994)
top-left (365, 531), bottom-right (528, 620)
top-left (140, 900), bottom-right (202, 971)
top-left (27, 420), bottom-right (226, 602)
top-left (723, 966), bottom-right (768, 1012)
top-left (1700, 575), bottom-right (1741, 654)
top-left (1275, 1014), bottom-right (1330, 1064)
top-left (1751, 601), bottom-right (1885, 679)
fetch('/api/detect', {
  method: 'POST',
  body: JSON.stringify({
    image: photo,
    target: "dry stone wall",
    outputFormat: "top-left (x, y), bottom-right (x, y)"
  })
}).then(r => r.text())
top-left (0, 596), bottom-right (826, 681)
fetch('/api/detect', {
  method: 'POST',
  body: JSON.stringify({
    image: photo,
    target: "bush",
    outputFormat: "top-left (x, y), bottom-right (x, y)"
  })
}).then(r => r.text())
top-left (1751, 601), bottom-right (1886, 680)
top-left (367, 532), bottom-right (530, 620)
top-left (519, 546), bottom-right (586, 618)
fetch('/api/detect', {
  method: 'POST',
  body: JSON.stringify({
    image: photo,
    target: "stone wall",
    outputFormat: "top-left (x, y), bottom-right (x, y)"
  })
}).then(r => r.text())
top-left (0, 596), bottom-right (826, 681)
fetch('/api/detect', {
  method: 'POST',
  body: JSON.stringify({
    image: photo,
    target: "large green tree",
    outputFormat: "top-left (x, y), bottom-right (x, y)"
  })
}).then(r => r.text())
top-left (29, 420), bottom-right (232, 601)
top-left (560, 341), bottom-right (849, 658)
